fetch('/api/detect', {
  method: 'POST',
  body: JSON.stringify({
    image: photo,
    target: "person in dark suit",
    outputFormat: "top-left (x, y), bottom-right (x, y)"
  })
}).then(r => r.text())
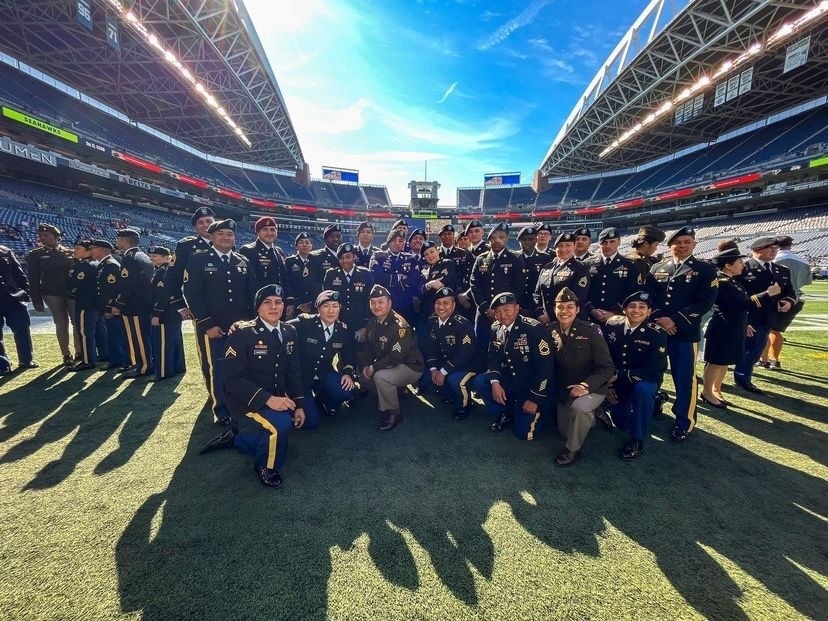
top-left (732, 236), bottom-right (795, 394)
top-left (238, 216), bottom-right (290, 296)
top-left (583, 227), bottom-right (643, 324)
top-left (149, 246), bottom-right (186, 381)
top-left (285, 231), bottom-right (323, 317)
top-left (471, 292), bottom-right (554, 440)
top-left (164, 206), bottom-right (214, 322)
top-left (111, 229), bottom-right (155, 378)
top-left (287, 289), bottom-right (357, 424)
top-left (534, 232), bottom-right (590, 324)
top-left (514, 225), bottom-right (550, 313)
top-left (67, 239), bottom-right (100, 371)
top-left (323, 243), bottom-right (374, 341)
top-left (0, 244), bottom-right (36, 374)
top-left (547, 288), bottom-right (615, 467)
top-left (183, 219), bottom-right (256, 423)
top-left (90, 239), bottom-right (126, 370)
top-left (603, 291), bottom-right (668, 460)
top-left (354, 221), bottom-right (380, 268)
top-left (648, 226), bottom-right (717, 441)
top-left (199, 284), bottom-right (306, 488)
top-left (424, 287), bottom-right (476, 419)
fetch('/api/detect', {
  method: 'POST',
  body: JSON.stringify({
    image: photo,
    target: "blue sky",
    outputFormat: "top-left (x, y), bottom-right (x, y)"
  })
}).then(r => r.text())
top-left (243, 0), bottom-right (651, 205)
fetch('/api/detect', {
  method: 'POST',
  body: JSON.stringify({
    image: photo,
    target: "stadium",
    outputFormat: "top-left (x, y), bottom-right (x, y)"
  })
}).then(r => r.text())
top-left (0, 0), bottom-right (826, 619)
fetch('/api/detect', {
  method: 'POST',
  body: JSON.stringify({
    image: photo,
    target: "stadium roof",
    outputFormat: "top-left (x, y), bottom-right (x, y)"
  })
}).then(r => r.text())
top-left (541, 0), bottom-right (828, 178)
top-left (0, 0), bottom-right (305, 170)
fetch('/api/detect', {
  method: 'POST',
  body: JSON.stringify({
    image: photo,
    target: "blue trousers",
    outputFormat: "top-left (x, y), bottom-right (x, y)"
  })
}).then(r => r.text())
top-left (471, 374), bottom-right (546, 440)
top-left (666, 339), bottom-right (698, 433)
top-left (75, 307), bottom-right (100, 365)
top-left (473, 311), bottom-right (493, 372)
top-left (0, 301), bottom-right (33, 367)
top-left (233, 408), bottom-right (293, 470)
top-left (196, 329), bottom-right (231, 422)
top-left (734, 325), bottom-right (771, 385)
top-left (430, 370), bottom-right (476, 410)
top-left (151, 321), bottom-right (186, 379)
top-left (302, 372), bottom-right (355, 429)
top-left (608, 381), bottom-right (658, 442)
top-left (122, 313), bottom-right (153, 375)
top-left (104, 315), bottom-right (127, 367)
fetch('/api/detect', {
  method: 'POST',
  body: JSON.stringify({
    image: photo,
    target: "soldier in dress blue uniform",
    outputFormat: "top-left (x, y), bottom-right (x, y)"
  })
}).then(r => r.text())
top-left (424, 287), bottom-right (476, 419)
top-left (354, 221), bottom-right (380, 268)
top-left (323, 243), bottom-right (374, 340)
top-left (420, 241), bottom-right (459, 313)
top-left (111, 229), bottom-right (155, 378)
top-left (67, 239), bottom-right (100, 371)
top-left (239, 216), bottom-right (290, 296)
top-left (535, 223), bottom-right (553, 255)
top-left (603, 291), bottom-right (668, 460)
top-left (437, 224), bottom-right (473, 285)
top-left (408, 228), bottom-right (427, 268)
top-left (514, 225), bottom-right (550, 313)
top-left (183, 219), bottom-right (255, 424)
top-left (583, 227), bottom-right (643, 324)
top-left (648, 226), bottom-right (718, 441)
top-left (468, 223), bottom-right (525, 368)
top-left (0, 244), bottom-right (36, 374)
top-left (733, 236), bottom-right (796, 394)
top-left (164, 206), bottom-right (214, 321)
top-left (149, 246), bottom-right (185, 381)
top-left (534, 232), bottom-right (590, 324)
top-left (628, 225), bottom-right (665, 283)
top-left (369, 229), bottom-right (422, 323)
top-left (312, 224), bottom-right (342, 274)
top-left (465, 219), bottom-right (489, 257)
top-left (471, 292), bottom-right (554, 439)
top-left (199, 285), bottom-right (306, 488)
top-left (90, 239), bottom-right (126, 370)
top-left (287, 290), bottom-right (357, 424)
top-left (573, 227), bottom-right (594, 262)
top-left (285, 231), bottom-right (323, 317)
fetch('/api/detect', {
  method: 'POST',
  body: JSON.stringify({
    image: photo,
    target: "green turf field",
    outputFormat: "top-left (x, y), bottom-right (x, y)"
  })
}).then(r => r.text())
top-left (1, 284), bottom-right (826, 620)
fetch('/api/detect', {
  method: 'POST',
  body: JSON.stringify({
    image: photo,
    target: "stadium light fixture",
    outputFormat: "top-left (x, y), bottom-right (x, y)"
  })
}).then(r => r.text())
top-left (599, 3), bottom-right (828, 159)
top-left (102, 0), bottom-right (254, 150)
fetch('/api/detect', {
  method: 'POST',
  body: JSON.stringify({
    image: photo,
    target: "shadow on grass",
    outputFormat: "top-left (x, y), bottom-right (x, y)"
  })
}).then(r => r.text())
top-left (116, 396), bottom-right (828, 620)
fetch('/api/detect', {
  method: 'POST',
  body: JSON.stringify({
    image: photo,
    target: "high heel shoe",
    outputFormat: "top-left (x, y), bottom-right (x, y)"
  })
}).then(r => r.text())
top-left (700, 393), bottom-right (728, 409)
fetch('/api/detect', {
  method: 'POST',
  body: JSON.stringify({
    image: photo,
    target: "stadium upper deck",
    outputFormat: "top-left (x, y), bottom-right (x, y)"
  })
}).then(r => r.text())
top-left (0, 0), bottom-right (304, 170)
top-left (540, 0), bottom-right (828, 177)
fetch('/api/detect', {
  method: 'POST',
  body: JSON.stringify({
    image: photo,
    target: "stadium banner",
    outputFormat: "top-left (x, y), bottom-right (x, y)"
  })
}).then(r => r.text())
top-left (0, 135), bottom-right (58, 167)
top-left (784, 36), bottom-right (810, 74)
top-left (484, 172), bottom-right (520, 186)
top-left (68, 159), bottom-right (110, 179)
top-left (83, 138), bottom-right (107, 153)
top-left (112, 150), bottom-right (162, 174)
top-left (76, 0), bottom-right (93, 30)
top-left (105, 13), bottom-right (120, 50)
top-left (322, 166), bottom-right (359, 183)
top-left (738, 66), bottom-right (753, 96)
top-left (809, 155), bottom-right (828, 168)
top-left (714, 82), bottom-right (727, 108)
top-left (1, 106), bottom-right (79, 143)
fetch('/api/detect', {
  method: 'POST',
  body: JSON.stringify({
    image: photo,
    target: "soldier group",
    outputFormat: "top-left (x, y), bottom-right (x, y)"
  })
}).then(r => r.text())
top-left (0, 211), bottom-right (812, 487)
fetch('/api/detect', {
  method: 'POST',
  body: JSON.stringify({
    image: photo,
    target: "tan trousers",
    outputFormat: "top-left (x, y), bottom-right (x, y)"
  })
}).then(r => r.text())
top-left (362, 364), bottom-right (422, 411)
top-left (43, 295), bottom-right (81, 358)
top-left (557, 392), bottom-right (605, 452)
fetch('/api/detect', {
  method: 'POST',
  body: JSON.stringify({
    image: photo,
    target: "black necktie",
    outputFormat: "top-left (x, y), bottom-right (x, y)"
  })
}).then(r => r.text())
top-left (346, 273), bottom-right (351, 284)
top-left (324, 326), bottom-right (332, 342)
top-left (222, 255), bottom-right (229, 267)
top-left (764, 262), bottom-right (772, 273)
top-left (273, 328), bottom-right (282, 346)
top-left (605, 258), bottom-right (611, 266)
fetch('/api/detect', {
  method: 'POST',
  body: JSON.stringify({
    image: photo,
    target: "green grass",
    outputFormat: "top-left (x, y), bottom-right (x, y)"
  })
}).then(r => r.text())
top-left (1, 292), bottom-right (827, 620)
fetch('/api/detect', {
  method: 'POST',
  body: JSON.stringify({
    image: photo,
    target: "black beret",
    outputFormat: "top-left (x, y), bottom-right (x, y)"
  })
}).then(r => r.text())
top-left (622, 291), bottom-right (652, 307)
top-left (207, 219), bottom-right (236, 234)
top-left (420, 240), bottom-right (438, 256)
top-left (386, 229), bottom-right (406, 243)
top-left (487, 222), bottom-right (509, 239)
top-left (439, 224), bottom-right (455, 234)
top-left (116, 228), bottom-right (140, 238)
top-left (554, 232), bottom-right (576, 246)
top-left (598, 227), bottom-right (620, 242)
top-left (369, 284), bottom-right (391, 299)
top-left (712, 247), bottom-right (747, 262)
top-left (434, 287), bottom-right (455, 301)
top-left (536, 223), bottom-right (551, 233)
top-left (392, 219), bottom-right (408, 229)
top-left (254, 284), bottom-right (284, 309)
top-left (635, 225), bottom-right (665, 243)
top-left (666, 226), bottom-right (695, 245)
top-left (89, 239), bottom-right (113, 250)
top-left (456, 231), bottom-right (469, 239)
top-left (490, 292), bottom-right (517, 309)
top-left (750, 236), bottom-right (779, 251)
top-left (37, 223), bottom-right (61, 236)
top-left (554, 287), bottom-right (579, 304)
top-left (315, 289), bottom-right (341, 308)
top-left (323, 224), bottom-right (341, 239)
top-left (74, 238), bottom-right (91, 249)
top-left (190, 207), bottom-right (215, 226)
top-left (148, 245), bottom-right (171, 257)
top-left (337, 243), bottom-right (355, 258)
top-left (517, 225), bottom-right (537, 240)
top-left (357, 221), bottom-right (373, 233)
top-left (573, 227), bottom-right (592, 239)
top-left (464, 219), bottom-right (483, 234)
top-left (294, 231), bottom-right (310, 245)
top-left (408, 228), bottom-right (426, 242)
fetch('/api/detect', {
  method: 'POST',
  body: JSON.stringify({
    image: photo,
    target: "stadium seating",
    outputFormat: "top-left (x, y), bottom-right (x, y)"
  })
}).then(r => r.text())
top-left (457, 188), bottom-right (482, 209)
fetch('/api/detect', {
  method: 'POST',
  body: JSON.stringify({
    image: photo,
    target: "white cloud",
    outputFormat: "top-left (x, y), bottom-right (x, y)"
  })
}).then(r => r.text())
top-left (477, 0), bottom-right (555, 51)
top-left (438, 82), bottom-right (458, 104)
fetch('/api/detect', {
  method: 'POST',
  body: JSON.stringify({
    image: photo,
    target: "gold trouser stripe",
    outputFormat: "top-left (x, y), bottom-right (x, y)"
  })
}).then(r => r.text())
top-left (204, 333), bottom-right (218, 416)
top-left (160, 324), bottom-right (166, 376)
top-left (527, 410), bottom-right (541, 441)
top-left (688, 342), bottom-right (699, 432)
top-left (246, 412), bottom-right (278, 470)
top-left (79, 309), bottom-right (89, 363)
top-left (458, 372), bottom-right (476, 408)
top-left (122, 315), bottom-right (136, 366)
top-left (133, 316), bottom-right (149, 374)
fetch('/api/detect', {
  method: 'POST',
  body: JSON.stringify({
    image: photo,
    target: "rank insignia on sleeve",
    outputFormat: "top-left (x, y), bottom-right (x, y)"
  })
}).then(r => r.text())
top-left (121, 268), bottom-right (129, 278)
top-left (539, 340), bottom-right (551, 356)
top-left (539, 379), bottom-right (547, 391)
top-left (107, 274), bottom-right (116, 284)
top-left (578, 277), bottom-right (588, 287)
top-left (462, 335), bottom-right (472, 345)
top-left (183, 270), bottom-right (189, 283)
top-left (392, 342), bottom-right (402, 353)
top-left (711, 278), bottom-right (718, 287)
top-left (225, 346), bottom-right (237, 358)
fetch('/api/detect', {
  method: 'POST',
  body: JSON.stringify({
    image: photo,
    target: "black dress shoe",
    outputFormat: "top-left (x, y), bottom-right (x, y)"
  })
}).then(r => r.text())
top-left (453, 406), bottom-right (471, 420)
top-left (699, 393), bottom-right (728, 409)
top-left (670, 427), bottom-right (689, 442)
top-left (620, 439), bottom-right (644, 461)
top-left (378, 409), bottom-right (403, 431)
top-left (216, 414), bottom-right (234, 426)
top-left (736, 381), bottom-right (764, 395)
top-left (123, 370), bottom-right (150, 379)
top-left (254, 464), bottom-right (283, 488)
top-left (118, 366), bottom-right (134, 374)
top-left (718, 399), bottom-right (733, 407)
top-left (199, 426), bottom-right (238, 454)
top-left (488, 413), bottom-right (513, 432)
top-left (63, 355), bottom-right (75, 367)
top-left (554, 448), bottom-right (580, 467)
top-left (70, 363), bottom-right (96, 372)
top-left (17, 361), bottom-right (39, 369)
